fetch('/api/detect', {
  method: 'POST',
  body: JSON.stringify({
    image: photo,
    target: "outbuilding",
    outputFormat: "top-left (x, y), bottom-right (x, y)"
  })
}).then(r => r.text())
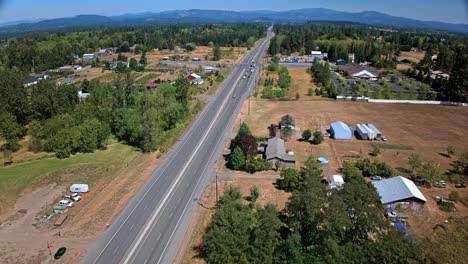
top-left (326, 175), bottom-right (344, 189)
top-left (373, 176), bottom-right (427, 210)
top-left (356, 124), bottom-right (377, 140)
top-left (330, 121), bottom-right (352, 140)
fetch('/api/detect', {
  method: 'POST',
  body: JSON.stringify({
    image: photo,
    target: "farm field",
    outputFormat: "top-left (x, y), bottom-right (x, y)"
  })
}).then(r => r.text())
top-left (244, 100), bottom-right (468, 173)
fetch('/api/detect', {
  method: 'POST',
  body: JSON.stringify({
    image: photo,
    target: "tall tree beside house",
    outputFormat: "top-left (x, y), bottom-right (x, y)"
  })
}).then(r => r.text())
top-left (230, 146), bottom-right (246, 170)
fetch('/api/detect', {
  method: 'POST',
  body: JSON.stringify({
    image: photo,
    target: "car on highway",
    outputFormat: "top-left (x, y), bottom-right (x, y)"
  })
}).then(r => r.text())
top-left (54, 247), bottom-right (67, 259)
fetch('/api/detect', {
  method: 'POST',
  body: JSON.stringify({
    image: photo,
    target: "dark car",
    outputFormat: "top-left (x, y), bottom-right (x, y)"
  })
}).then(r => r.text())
top-left (455, 183), bottom-right (467, 188)
top-left (54, 247), bottom-right (66, 260)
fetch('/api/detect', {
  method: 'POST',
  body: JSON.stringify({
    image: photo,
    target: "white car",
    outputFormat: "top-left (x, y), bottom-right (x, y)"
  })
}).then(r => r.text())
top-left (59, 200), bottom-right (74, 207)
top-left (71, 193), bottom-right (81, 201)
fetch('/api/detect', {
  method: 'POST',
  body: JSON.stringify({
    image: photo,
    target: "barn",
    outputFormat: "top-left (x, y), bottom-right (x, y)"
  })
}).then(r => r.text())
top-left (373, 176), bottom-right (427, 210)
top-left (330, 121), bottom-right (352, 140)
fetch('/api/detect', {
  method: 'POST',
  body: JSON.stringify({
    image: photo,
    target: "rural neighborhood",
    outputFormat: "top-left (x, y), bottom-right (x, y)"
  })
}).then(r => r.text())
top-left (0, 1), bottom-right (467, 264)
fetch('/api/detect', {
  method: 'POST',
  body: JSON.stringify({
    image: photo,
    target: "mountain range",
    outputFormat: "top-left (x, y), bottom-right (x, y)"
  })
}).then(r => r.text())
top-left (0, 8), bottom-right (466, 35)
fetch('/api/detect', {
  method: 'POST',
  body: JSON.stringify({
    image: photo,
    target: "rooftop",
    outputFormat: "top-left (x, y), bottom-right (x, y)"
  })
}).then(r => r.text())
top-left (265, 137), bottom-right (295, 162)
top-left (372, 176), bottom-right (427, 204)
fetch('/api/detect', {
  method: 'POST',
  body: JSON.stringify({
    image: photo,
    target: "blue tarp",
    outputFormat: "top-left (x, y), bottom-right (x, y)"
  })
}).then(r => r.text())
top-left (318, 157), bottom-right (329, 164)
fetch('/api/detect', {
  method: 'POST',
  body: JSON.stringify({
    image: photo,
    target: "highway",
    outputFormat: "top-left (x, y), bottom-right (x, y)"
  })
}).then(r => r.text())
top-left (84, 27), bottom-right (272, 264)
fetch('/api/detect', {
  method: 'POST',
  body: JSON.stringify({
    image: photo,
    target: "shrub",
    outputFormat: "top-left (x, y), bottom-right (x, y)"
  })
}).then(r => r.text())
top-left (312, 131), bottom-right (323, 145)
top-left (302, 129), bottom-right (312, 141)
top-left (371, 144), bottom-right (381, 156)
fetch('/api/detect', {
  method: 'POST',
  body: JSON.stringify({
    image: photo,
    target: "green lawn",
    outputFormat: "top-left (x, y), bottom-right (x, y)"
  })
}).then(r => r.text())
top-left (0, 142), bottom-right (140, 214)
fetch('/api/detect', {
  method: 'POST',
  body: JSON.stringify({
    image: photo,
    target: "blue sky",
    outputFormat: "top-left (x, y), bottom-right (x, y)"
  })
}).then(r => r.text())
top-left (0, 0), bottom-right (467, 24)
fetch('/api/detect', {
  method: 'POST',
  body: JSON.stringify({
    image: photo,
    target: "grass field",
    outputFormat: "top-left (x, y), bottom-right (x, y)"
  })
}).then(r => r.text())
top-left (0, 141), bottom-right (140, 215)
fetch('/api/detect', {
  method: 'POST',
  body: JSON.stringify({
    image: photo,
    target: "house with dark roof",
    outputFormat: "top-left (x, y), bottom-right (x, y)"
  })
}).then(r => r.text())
top-left (337, 63), bottom-right (378, 79)
top-left (372, 176), bottom-right (427, 210)
top-left (264, 137), bottom-right (296, 167)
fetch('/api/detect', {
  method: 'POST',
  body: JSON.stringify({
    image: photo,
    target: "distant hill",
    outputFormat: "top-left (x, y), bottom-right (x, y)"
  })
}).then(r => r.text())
top-left (0, 8), bottom-right (466, 34)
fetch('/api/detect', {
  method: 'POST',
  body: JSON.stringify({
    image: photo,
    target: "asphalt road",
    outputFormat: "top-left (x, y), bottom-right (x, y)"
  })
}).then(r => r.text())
top-left (84, 28), bottom-right (272, 264)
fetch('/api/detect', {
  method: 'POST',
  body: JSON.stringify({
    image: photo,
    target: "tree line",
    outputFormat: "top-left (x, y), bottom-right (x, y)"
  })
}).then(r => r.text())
top-left (0, 24), bottom-right (266, 72)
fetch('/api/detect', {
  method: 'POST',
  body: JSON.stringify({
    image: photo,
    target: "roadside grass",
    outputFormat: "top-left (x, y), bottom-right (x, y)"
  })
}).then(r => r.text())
top-left (0, 142), bottom-right (141, 215)
top-left (370, 143), bottom-right (414, 150)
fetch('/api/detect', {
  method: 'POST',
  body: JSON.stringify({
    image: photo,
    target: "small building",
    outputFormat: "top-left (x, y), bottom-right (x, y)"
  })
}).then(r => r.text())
top-left (188, 73), bottom-right (204, 85)
top-left (326, 175), bottom-right (344, 189)
top-left (23, 73), bottom-right (49, 87)
top-left (59, 66), bottom-right (75, 72)
top-left (373, 176), bottom-right (427, 210)
top-left (57, 78), bottom-right (75, 86)
top-left (430, 70), bottom-right (450, 80)
top-left (78, 90), bottom-right (90, 100)
top-left (98, 48), bottom-right (114, 57)
top-left (264, 137), bottom-right (296, 167)
top-left (311, 51), bottom-right (322, 59)
top-left (337, 64), bottom-right (378, 79)
top-left (330, 121), bottom-right (352, 140)
top-left (396, 57), bottom-right (411, 64)
top-left (83, 53), bottom-right (96, 59)
top-left (203, 66), bottom-right (216, 73)
top-left (356, 124), bottom-right (377, 140)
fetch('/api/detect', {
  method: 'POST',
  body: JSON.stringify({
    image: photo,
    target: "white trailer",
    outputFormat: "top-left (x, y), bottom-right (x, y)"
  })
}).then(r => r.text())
top-left (70, 184), bottom-right (89, 193)
top-left (366, 124), bottom-right (381, 138)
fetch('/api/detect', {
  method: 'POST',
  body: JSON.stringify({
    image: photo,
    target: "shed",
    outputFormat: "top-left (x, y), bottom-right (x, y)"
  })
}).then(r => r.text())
top-left (330, 121), bottom-right (352, 140)
top-left (373, 176), bottom-right (427, 210)
top-left (264, 137), bottom-right (296, 167)
top-left (326, 175), bottom-right (344, 189)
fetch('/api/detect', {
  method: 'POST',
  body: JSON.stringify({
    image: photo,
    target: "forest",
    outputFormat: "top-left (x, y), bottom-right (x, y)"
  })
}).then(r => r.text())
top-left (202, 154), bottom-right (424, 263)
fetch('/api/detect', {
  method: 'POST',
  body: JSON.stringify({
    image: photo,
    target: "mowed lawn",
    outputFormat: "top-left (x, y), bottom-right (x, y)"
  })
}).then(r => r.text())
top-left (0, 142), bottom-right (140, 214)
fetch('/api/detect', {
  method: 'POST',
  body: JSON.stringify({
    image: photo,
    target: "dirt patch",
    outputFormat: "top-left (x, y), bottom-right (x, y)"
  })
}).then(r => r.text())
top-left (145, 46), bottom-right (247, 65)
top-left (287, 67), bottom-right (319, 99)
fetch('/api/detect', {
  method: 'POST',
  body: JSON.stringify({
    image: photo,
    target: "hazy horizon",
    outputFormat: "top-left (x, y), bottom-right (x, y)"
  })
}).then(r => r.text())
top-left (0, 0), bottom-right (467, 24)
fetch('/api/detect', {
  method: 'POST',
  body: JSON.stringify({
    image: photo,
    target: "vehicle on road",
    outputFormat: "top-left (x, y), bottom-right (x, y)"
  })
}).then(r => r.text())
top-left (54, 247), bottom-right (66, 259)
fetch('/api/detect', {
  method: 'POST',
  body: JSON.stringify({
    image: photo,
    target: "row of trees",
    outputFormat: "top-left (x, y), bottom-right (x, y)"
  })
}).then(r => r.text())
top-left (202, 156), bottom-right (423, 263)
top-left (262, 57), bottom-right (292, 99)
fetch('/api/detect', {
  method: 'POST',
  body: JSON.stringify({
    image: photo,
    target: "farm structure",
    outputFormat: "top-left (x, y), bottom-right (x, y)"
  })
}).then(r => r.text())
top-left (372, 176), bottom-right (427, 210)
top-left (356, 123), bottom-right (381, 140)
top-left (326, 175), bottom-right (344, 189)
top-left (330, 121), bottom-right (353, 140)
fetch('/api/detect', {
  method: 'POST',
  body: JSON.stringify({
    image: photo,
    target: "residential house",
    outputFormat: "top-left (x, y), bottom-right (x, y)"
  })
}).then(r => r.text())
top-left (326, 175), bottom-right (344, 189)
top-left (263, 137), bottom-right (296, 167)
top-left (23, 73), bottom-right (49, 87)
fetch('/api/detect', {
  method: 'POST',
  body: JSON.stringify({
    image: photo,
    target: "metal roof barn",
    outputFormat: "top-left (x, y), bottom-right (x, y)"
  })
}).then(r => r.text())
top-left (330, 121), bottom-right (352, 140)
top-left (373, 176), bottom-right (427, 210)
top-left (366, 124), bottom-right (381, 137)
